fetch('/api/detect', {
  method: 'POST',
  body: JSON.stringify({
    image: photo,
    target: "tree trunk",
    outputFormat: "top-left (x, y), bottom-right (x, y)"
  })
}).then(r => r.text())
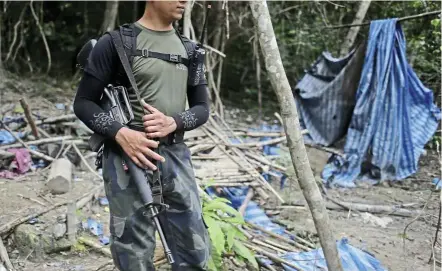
top-left (339, 0), bottom-right (371, 57)
top-left (99, 1), bottom-right (119, 34)
top-left (248, 2), bottom-right (343, 271)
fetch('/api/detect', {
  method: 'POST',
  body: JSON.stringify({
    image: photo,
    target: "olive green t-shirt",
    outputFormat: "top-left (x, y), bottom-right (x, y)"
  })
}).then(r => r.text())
top-left (130, 22), bottom-right (189, 126)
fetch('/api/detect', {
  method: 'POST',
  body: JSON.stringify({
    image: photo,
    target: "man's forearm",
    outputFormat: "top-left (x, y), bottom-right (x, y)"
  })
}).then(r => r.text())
top-left (73, 73), bottom-right (124, 139)
top-left (172, 84), bottom-right (210, 131)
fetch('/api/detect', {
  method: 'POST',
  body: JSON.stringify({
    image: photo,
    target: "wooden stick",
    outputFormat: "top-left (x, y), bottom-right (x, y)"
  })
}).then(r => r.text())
top-left (0, 150), bottom-right (14, 159)
top-left (0, 200), bottom-right (67, 236)
top-left (256, 257), bottom-right (278, 271)
top-left (201, 125), bottom-right (271, 201)
top-left (233, 131), bottom-right (286, 137)
top-left (245, 151), bottom-right (287, 172)
top-left (34, 114), bottom-right (77, 125)
top-left (0, 136), bottom-right (77, 150)
top-left (72, 143), bottom-right (102, 183)
top-left (0, 237), bottom-right (13, 270)
top-left (17, 193), bottom-right (46, 206)
top-left (244, 242), bottom-right (302, 271)
top-left (239, 188), bottom-right (255, 216)
top-left (204, 121), bottom-right (284, 203)
top-left (280, 200), bottom-right (422, 217)
top-left (326, 10), bottom-right (440, 29)
top-left (37, 126), bottom-right (51, 138)
top-left (260, 237), bottom-right (300, 252)
top-left (95, 259), bottom-right (114, 271)
top-left (66, 200), bottom-right (77, 244)
top-left (19, 98), bottom-right (39, 139)
top-left (0, 186), bottom-right (102, 236)
top-left (78, 236), bottom-right (112, 257)
top-left (251, 238), bottom-right (287, 254)
top-left (247, 222), bottom-right (311, 251)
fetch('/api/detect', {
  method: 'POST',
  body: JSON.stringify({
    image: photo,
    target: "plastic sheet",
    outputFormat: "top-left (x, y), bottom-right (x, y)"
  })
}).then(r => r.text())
top-left (321, 19), bottom-right (441, 187)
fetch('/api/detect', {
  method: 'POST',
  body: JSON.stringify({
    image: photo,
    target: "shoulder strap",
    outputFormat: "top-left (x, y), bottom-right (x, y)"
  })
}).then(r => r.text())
top-left (176, 32), bottom-right (196, 60)
top-left (120, 23), bottom-right (140, 68)
top-left (107, 27), bottom-right (150, 115)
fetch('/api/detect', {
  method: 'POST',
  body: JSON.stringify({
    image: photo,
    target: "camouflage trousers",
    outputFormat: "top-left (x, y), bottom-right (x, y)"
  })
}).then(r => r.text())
top-left (101, 140), bottom-right (211, 271)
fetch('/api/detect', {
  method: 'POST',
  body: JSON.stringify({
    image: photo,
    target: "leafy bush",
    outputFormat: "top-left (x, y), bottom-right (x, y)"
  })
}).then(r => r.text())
top-left (201, 194), bottom-right (259, 271)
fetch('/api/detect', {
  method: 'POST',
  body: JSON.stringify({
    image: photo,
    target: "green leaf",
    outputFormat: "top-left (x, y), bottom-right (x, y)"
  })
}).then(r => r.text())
top-left (222, 215), bottom-right (245, 225)
top-left (225, 227), bottom-right (236, 251)
top-left (209, 241), bottom-right (223, 271)
top-left (232, 241), bottom-right (259, 270)
top-left (207, 256), bottom-right (218, 271)
top-left (204, 216), bottom-right (226, 255)
top-left (203, 200), bottom-right (242, 218)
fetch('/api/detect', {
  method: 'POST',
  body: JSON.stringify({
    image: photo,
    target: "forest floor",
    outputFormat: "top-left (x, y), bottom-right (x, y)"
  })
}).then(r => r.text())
top-left (0, 74), bottom-right (440, 271)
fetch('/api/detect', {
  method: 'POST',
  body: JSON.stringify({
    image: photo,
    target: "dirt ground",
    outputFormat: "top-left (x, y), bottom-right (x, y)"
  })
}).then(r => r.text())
top-left (0, 82), bottom-right (440, 271)
top-left (272, 147), bottom-right (441, 271)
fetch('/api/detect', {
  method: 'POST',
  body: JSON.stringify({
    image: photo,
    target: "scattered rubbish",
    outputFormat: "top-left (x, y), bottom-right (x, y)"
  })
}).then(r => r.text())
top-left (55, 103), bottom-right (66, 110)
top-left (28, 218), bottom-right (38, 224)
top-left (82, 218), bottom-right (103, 236)
top-left (432, 178), bottom-right (441, 189)
top-left (0, 130), bottom-right (25, 145)
top-left (0, 148), bottom-right (40, 179)
top-left (99, 197), bottom-right (109, 206)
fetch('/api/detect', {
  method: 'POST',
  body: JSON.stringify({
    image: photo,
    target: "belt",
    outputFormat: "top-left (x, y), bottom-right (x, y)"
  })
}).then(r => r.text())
top-left (128, 125), bottom-right (184, 145)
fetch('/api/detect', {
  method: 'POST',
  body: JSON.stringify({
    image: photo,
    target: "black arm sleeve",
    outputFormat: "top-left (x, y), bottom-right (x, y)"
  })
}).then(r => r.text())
top-left (172, 84), bottom-right (210, 132)
top-left (73, 34), bottom-right (123, 139)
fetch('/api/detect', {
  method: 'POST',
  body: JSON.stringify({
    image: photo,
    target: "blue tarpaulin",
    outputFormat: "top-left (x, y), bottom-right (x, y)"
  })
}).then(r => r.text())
top-left (295, 19), bottom-right (441, 187)
top-left (294, 42), bottom-right (366, 147)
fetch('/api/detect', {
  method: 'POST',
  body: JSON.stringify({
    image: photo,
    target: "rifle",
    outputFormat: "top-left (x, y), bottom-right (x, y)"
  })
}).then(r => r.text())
top-left (76, 37), bottom-right (175, 264)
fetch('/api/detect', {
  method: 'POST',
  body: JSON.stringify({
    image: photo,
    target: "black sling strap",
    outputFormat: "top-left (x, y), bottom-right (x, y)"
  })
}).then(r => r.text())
top-left (119, 23), bottom-right (191, 67)
top-left (107, 27), bottom-right (164, 207)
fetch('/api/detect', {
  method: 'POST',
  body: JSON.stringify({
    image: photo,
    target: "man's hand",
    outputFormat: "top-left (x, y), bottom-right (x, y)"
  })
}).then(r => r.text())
top-left (142, 101), bottom-right (177, 138)
top-left (115, 127), bottom-right (165, 170)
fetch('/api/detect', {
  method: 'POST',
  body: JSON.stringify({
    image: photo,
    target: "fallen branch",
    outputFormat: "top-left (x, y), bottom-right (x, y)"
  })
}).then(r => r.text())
top-left (0, 150), bottom-right (14, 159)
top-left (72, 143), bottom-right (102, 183)
top-left (34, 114), bottom-right (77, 125)
top-left (244, 242), bottom-right (302, 271)
top-left (239, 188), bottom-right (255, 216)
top-left (280, 199), bottom-right (422, 217)
top-left (202, 125), bottom-right (277, 202)
top-left (244, 151), bottom-right (287, 172)
top-left (17, 193), bottom-right (46, 206)
top-left (0, 185), bottom-right (102, 236)
top-left (247, 222), bottom-right (312, 251)
top-left (0, 136), bottom-right (77, 150)
top-left (95, 259), bottom-right (114, 271)
top-left (78, 236), bottom-right (112, 257)
top-left (0, 200), bottom-right (68, 236)
top-left (205, 119), bottom-right (284, 203)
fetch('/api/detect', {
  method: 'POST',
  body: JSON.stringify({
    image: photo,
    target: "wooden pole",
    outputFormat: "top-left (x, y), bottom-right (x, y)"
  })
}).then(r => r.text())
top-left (19, 98), bottom-right (39, 138)
top-left (249, 1), bottom-right (343, 270)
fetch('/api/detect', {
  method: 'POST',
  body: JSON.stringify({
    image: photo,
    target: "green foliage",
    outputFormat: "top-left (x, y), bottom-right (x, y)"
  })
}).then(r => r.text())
top-left (0, 1), bottom-right (439, 112)
top-left (202, 195), bottom-right (259, 271)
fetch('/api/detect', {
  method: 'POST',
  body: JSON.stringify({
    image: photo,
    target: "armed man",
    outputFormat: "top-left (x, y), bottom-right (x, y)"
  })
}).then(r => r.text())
top-left (73, 1), bottom-right (211, 270)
